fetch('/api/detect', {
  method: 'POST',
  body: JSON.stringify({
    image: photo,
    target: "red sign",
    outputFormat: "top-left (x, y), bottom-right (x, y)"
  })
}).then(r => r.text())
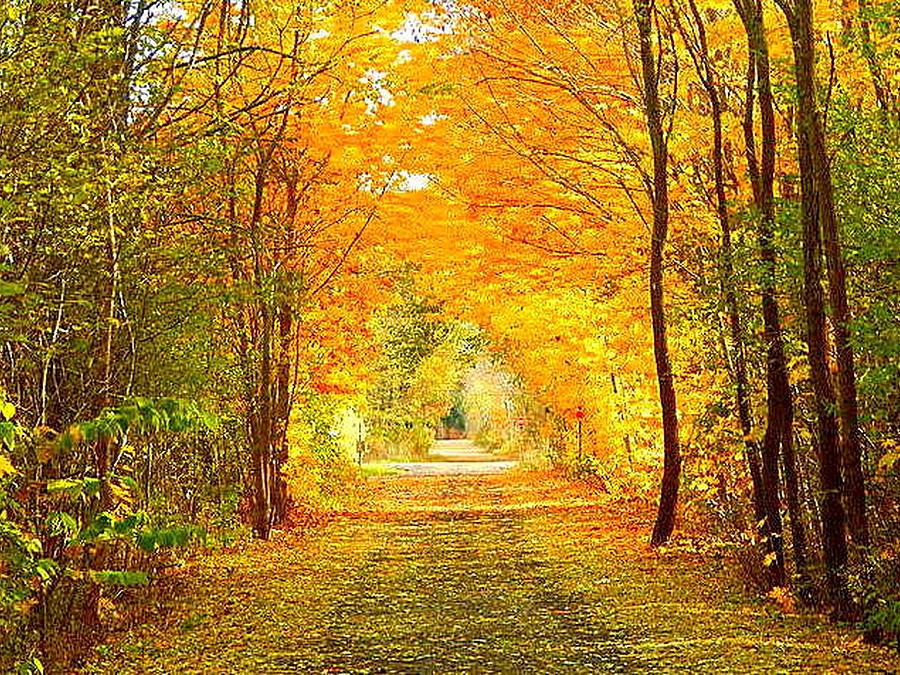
top-left (574, 406), bottom-right (585, 420)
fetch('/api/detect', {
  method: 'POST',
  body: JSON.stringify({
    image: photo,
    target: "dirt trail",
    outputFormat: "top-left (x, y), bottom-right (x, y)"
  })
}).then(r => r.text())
top-left (83, 467), bottom-right (900, 674)
top-left (386, 439), bottom-right (517, 476)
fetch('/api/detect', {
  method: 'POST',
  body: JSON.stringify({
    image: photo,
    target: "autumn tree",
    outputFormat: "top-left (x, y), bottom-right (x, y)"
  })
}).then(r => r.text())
top-left (732, 0), bottom-right (808, 592)
top-left (626, 0), bottom-right (684, 546)
top-left (163, 0), bottom-right (434, 537)
top-left (775, 0), bottom-right (859, 617)
top-left (673, 0), bottom-right (772, 567)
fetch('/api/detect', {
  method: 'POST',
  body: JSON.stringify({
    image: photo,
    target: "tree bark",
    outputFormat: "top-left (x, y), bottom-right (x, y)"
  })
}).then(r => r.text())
top-left (752, 0), bottom-right (810, 596)
top-left (633, 0), bottom-right (682, 547)
top-left (679, 0), bottom-right (767, 546)
top-left (777, 0), bottom-right (856, 619)
top-left (819, 156), bottom-right (868, 549)
top-left (272, 301), bottom-right (293, 524)
top-left (734, 0), bottom-right (812, 591)
top-left (818, 27), bottom-right (869, 553)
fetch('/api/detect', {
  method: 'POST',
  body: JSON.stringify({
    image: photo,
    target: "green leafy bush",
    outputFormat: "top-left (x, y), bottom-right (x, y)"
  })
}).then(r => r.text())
top-left (0, 397), bottom-right (221, 671)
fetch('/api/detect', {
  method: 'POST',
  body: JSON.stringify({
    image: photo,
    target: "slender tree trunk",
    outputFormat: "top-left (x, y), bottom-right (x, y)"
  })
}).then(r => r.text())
top-left (856, 0), bottom-right (895, 117)
top-left (633, 0), bottom-right (682, 547)
top-left (820, 165), bottom-right (868, 550)
top-left (750, 0), bottom-right (787, 589)
top-left (734, 0), bottom-right (812, 590)
top-left (247, 149), bottom-right (276, 539)
top-left (259, 300), bottom-right (273, 538)
top-left (250, 412), bottom-right (274, 539)
top-left (780, 415), bottom-right (811, 597)
top-left (797, 151), bottom-right (852, 618)
top-left (679, 0), bottom-right (766, 538)
top-left (777, 0), bottom-right (856, 619)
top-left (756, 0), bottom-right (810, 593)
top-left (818, 0), bottom-right (871, 551)
top-left (272, 301), bottom-right (293, 524)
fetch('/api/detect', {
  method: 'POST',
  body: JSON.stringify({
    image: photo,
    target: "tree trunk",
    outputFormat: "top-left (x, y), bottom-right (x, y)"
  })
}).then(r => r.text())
top-left (633, 0), bottom-right (682, 547)
top-left (817, 0), bottom-right (871, 552)
top-left (777, 0), bottom-right (856, 619)
top-left (249, 422), bottom-right (274, 539)
top-left (780, 415), bottom-right (811, 598)
top-left (734, 0), bottom-right (811, 590)
top-left (680, 0), bottom-right (767, 542)
top-left (272, 301), bottom-right (293, 524)
top-left (819, 155), bottom-right (868, 550)
top-left (250, 297), bottom-right (276, 539)
top-left (748, 0), bottom-right (788, 589)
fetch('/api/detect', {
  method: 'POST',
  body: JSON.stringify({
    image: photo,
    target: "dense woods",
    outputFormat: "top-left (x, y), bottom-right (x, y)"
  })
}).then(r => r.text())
top-left (1, 0), bottom-right (899, 670)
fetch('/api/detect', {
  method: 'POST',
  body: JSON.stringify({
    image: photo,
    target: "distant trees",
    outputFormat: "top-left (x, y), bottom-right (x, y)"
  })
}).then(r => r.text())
top-left (365, 286), bottom-right (479, 458)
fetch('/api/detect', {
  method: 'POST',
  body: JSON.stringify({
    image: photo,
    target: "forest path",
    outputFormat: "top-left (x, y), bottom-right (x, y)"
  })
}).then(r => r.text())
top-left (83, 470), bottom-right (899, 674)
top-left (387, 438), bottom-right (518, 476)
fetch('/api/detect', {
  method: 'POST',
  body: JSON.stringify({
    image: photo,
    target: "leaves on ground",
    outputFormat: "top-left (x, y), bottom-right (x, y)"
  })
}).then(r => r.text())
top-left (82, 470), bottom-right (899, 674)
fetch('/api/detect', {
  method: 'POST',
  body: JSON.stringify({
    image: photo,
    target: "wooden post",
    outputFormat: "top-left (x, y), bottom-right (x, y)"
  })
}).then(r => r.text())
top-left (575, 406), bottom-right (585, 463)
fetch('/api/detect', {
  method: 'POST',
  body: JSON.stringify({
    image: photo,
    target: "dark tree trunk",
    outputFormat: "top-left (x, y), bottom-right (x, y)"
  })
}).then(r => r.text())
top-left (250, 296), bottom-right (276, 539)
top-left (751, 0), bottom-right (788, 589)
top-left (246, 150), bottom-right (277, 540)
top-left (820, 0), bottom-right (871, 553)
top-left (633, 0), bottom-right (682, 547)
top-left (679, 0), bottom-right (766, 540)
top-left (814, 4), bottom-right (870, 550)
top-left (752, 0), bottom-right (810, 596)
top-left (734, 0), bottom-right (811, 591)
top-left (820, 166), bottom-right (868, 550)
top-left (272, 301), bottom-right (294, 524)
top-left (780, 415), bottom-right (811, 597)
top-left (777, 0), bottom-right (856, 619)
top-left (249, 426), bottom-right (275, 539)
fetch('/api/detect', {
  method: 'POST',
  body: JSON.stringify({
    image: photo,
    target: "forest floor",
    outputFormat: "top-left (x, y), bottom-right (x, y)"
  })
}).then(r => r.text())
top-left (82, 448), bottom-right (900, 674)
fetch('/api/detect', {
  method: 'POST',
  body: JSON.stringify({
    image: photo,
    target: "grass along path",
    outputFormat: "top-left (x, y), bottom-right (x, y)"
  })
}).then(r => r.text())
top-left (83, 470), bottom-right (900, 673)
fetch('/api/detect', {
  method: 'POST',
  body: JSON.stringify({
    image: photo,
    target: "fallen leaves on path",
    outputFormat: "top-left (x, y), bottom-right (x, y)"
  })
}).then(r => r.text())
top-left (81, 470), bottom-right (900, 674)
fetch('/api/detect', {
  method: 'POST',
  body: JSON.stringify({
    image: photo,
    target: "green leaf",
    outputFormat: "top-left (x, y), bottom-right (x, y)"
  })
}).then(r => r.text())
top-left (34, 558), bottom-right (59, 582)
top-left (24, 536), bottom-right (42, 556)
top-left (136, 525), bottom-right (204, 552)
top-left (46, 478), bottom-right (85, 497)
top-left (46, 511), bottom-right (80, 538)
top-left (0, 280), bottom-right (25, 297)
top-left (81, 477), bottom-right (102, 497)
top-left (90, 570), bottom-right (149, 587)
top-left (46, 476), bottom-right (102, 500)
top-left (0, 421), bottom-right (15, 451)
top-left (23, 656), bottom-right (44, 674)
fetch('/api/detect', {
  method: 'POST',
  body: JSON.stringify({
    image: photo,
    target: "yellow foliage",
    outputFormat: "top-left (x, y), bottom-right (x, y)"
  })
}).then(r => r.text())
top-left (0, 454), bottom-right (14, 477)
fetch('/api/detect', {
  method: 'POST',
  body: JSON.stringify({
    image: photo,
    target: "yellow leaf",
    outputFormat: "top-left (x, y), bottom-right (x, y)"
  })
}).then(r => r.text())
top-left (878, 451), bottom-right (900, 474)
top-left (0, 454), bottom-right (15, 477)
